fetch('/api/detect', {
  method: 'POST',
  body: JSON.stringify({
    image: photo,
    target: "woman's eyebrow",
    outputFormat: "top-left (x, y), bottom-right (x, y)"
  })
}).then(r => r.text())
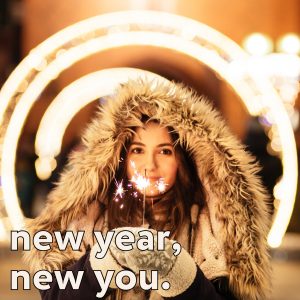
top-left (157, 143), bottom-right (173, 147)
top-left (130, 142), bottom-right (145, 146)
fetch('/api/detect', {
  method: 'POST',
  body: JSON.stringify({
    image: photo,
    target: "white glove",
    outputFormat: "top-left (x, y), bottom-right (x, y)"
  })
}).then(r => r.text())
top-left (111, 227), bottom-right (197, 297)
top-left (110, 227), bottom-right (175, 276)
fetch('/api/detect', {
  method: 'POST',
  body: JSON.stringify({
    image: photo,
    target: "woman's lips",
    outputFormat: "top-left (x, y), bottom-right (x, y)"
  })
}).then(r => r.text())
top-left (148, 177), bottom-right (160, 181)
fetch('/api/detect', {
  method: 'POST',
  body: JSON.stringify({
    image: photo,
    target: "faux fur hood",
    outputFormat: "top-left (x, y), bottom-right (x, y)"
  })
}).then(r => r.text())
top-left (24, 79), bottom-right (271, 300)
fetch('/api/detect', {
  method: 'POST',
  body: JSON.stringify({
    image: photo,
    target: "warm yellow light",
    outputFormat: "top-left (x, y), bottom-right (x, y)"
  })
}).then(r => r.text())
top-left (0, 29), bottom-right (252, 234)
top-left (265, 53), bottom-right (300, 79)
top-left (35, 68), bottom-right (168, 170)
top-left (35, 157), bottom-right (57, 180)
top-left (243, 33), bottom-right (273, 55)
top-left (277, 33), bottom-right (300, 55)
top-left (247, 67), bottom-right (298, 247)
top-left (0, 11), bottom-right (297, 248)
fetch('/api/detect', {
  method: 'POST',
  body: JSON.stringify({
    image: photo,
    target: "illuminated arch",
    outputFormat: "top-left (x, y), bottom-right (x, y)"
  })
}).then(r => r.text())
top-left (34, 68), bottom-right (168, 178)
top-left (0, 11), bottom-right (297, 247)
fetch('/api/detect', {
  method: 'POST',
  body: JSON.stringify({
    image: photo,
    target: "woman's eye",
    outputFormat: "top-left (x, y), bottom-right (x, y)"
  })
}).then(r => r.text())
top-left (131, 147), bottom-right (143, 154)
top-left (160, 148), bottom-right (173, 155)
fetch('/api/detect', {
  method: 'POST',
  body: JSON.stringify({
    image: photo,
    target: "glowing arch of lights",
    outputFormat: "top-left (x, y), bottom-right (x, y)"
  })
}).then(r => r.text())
top-left (0, 10), bottom-right (297, 247)
top-left (35, 68), bottom-right (168, 179)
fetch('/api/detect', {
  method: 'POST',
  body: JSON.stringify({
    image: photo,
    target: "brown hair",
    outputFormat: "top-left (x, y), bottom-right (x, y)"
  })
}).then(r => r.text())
top-left (107, 121), bottom-right (205, 237)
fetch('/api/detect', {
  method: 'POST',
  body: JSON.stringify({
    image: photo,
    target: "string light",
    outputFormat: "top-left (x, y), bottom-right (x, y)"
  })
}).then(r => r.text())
top-left (243, 33), bottom-right (273, 55)
top-left (0, 11), bottom-right (296, 247)
top-left (277, 33), bottom-right (300, 55)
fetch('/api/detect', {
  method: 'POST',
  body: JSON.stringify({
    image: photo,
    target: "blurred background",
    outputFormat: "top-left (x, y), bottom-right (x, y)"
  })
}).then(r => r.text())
top-left (0, 0), bottom-right (299, 299)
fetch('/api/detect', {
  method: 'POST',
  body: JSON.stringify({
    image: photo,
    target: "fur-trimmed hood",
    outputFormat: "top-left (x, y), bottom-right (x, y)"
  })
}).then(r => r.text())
top-left (24, 79), bottom-right (271, 300)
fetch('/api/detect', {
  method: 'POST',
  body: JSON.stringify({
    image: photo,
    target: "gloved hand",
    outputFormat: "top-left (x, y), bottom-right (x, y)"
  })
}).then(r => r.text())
top-left (110, 227), bottom-right (175, 277)
top-left (110, 227), bottom-right (197, 297)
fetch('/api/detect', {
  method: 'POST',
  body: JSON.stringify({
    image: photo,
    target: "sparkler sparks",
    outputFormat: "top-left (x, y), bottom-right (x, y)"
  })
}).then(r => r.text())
top-left (131, 173), bottom-right (150, 192)
top-left (113, 180), bottom-right (126, 207)
top-left (128, 160), bottom-right (168, 195)
top-left (156, 178), bottom-right (168, 193)
top-left (113, 160), bottom-right (168, 225)
top-left (127, 165), bottom-right (150, 226)
top-left (114, 180), bottom-right (125, 198)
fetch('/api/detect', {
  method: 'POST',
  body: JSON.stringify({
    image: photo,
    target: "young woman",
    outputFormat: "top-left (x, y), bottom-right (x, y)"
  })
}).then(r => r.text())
top-left (24, 79), bottom-right (271, 300)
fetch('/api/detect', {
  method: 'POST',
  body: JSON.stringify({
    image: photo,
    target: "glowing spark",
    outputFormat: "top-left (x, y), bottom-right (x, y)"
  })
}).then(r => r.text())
top-left (114, 179), bottom-right (125, 199)
top-left (129, 161), bottom-right (152, 226)
top-left (129, 161), bottom-right (150, 192)
top-left (131, 174), bottom-right (150, 192)
top-left (120, 204), bottom-right (124, 209)
top-left (156, 178), bottom-right (168, 193)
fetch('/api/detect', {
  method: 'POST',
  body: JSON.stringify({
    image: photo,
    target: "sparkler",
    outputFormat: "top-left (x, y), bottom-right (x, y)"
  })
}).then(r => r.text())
top-left (113, 179), bottom-right (125, 208)
top-left (130, 168), bottom-right (150, 226)
top-left (155, 178), bottom-right (168, 193)
top-left (131, 173), bottom-right (150, 193)
top-left (115, 179), bottom-right (124, 198)
top-left (113, 160), bottom-right (168, 225)
top-left (128, 159), bottom-right (169, 226)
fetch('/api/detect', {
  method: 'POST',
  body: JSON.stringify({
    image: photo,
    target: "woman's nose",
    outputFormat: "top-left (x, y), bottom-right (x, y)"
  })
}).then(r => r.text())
top-left (144, 153), bottom-right (157, 172)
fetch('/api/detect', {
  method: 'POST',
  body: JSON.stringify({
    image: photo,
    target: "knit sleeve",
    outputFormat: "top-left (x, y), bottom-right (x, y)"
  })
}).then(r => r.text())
top-left (39, 250), bottom-right (112, 300)
top-left (163, 266), bottom-right (236, 300)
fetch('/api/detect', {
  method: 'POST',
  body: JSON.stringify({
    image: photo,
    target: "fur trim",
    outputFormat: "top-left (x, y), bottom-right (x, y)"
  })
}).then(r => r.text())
top-left (23, 78), bottom-right (271, 300)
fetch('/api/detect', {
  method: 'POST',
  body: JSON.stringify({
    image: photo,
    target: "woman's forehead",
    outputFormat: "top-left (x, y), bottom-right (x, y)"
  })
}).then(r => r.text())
top-left (131, 123), bottom-right (173, 144)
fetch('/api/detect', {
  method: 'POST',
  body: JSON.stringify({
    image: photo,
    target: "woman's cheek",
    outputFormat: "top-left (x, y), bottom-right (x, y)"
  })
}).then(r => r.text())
top-left (169, 163), bottom-right (178, 187)
top-left (126, 158), bottom-right (135, 178)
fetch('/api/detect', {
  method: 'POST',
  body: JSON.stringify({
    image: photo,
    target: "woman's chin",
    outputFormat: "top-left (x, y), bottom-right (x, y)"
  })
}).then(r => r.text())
top-left (144, 188), bottom-right (167, 200)
top-left (145, 194), bottom-right (161, 201)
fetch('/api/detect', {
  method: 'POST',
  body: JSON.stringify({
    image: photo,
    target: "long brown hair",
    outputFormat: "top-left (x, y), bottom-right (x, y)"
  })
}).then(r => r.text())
top-left (107, 121), bottom-right (205, 237)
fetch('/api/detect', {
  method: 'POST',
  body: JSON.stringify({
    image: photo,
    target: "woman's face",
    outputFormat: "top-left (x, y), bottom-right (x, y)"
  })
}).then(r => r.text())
top-left (126, 122), bottom-right (178, 197)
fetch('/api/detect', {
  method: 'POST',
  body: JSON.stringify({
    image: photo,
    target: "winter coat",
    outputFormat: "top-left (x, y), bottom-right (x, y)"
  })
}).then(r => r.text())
top-left (24, 79), bottom-right (271, 300)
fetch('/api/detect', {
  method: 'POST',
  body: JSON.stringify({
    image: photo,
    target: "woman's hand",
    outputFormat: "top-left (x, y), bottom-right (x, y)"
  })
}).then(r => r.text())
top-left (110, 227), bottom-right (197, 297)
top-left (110, 227), bottom-right (176, 277)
